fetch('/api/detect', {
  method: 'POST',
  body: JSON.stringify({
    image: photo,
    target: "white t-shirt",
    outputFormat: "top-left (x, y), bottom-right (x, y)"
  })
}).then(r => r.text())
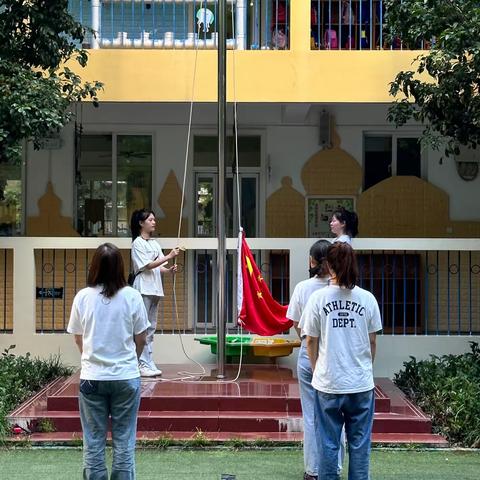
top-left (131, 236), bottom-right (165, 296)
top-left (286, 276), bottom-right (329, 337)
top-left (67, 286), bottom-right (149, 381)
top-left (300, 284), bottom-right (382, 394)
top-left (333, 234), bottom-right (351, 244)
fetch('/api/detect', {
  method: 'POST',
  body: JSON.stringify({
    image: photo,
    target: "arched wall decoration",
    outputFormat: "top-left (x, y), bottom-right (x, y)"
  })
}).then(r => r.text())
top-left (266, 176), bottom-right (305, 237)
top-left (27, 182), bottom-right (79, 236)
top-left (266, 123), bottom-right (362, 238)
top-left (156, 170), bottom-right (188, 237)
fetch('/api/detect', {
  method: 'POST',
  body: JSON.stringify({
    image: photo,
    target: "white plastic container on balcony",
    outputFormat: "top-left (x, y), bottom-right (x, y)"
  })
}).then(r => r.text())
top-left (112, 32), bottom-right (131, 48)
top-left (153, 38), bottom-right (164, 48)
top-left (163, 32), bottom-right (174, 49)
top-left (134, 31), bottom-right (152, 48)
top-left (210, 32), bottom-right (218, 48)
top-left (174, 38), bottom-right (185, 49)
top-left (100, 38), bottom-right (112, 48)
top-left (184, 32), bottom-right (198, 49)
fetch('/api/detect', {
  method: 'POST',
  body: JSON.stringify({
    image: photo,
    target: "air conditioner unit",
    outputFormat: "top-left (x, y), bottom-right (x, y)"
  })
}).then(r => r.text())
top-left (455, 145), bottom-right (480, 181)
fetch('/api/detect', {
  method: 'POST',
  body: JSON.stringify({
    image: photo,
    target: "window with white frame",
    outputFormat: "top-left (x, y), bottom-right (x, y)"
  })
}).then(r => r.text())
top-left (75, 134), bottom-right (152, 237)
top-left (363, 134), bottom-right (423, 191)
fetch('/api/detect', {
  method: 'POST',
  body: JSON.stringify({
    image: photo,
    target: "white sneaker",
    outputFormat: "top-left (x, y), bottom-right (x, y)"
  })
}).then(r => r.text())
top-left (139, 365), bottom-right (161, 377)
top-left (150, 365), bottom-right (162, 376)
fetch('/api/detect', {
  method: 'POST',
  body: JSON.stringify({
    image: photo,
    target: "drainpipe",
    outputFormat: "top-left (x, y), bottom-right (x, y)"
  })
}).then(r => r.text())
top-left (235, 0), bottom-right (247, 50)
top-left (91, 0), bottom-right (101, 49)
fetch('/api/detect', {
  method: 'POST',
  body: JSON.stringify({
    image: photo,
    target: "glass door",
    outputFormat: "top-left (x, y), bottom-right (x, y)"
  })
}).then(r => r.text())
top-left (194, 172), bottom-right (259, 329)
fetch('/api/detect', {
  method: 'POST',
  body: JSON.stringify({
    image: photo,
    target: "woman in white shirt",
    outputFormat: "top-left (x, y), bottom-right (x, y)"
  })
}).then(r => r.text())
top-left (330, 207), bottom-right (358, 244)
top-left (68, 243), bottom-right (149, 479)
top-left (287, 240), bottom-right (345, 480)
top-left (130, 209), bottom-right (179, 377)
top-left (300, 242), bottom-right (382, 480)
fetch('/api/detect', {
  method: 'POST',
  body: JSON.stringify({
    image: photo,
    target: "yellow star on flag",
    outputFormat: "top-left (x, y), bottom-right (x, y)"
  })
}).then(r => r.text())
top-left (257, 291), bottom-right (263, 299)
top-left (245, 256), bottom-right (253, 276)
top-left (257, 275), bottom-right (264, 282)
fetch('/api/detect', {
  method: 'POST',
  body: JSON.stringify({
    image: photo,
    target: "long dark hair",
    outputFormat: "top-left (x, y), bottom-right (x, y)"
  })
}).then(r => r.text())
top-left (332, 207), bottom-right (359, 238)
top-left (130, 208), bottom-right (155, 241)
top-left (309, 239), bottom-right (330, 277)
top-left (326, 242), bottom-right (358, 289)
top-left (87, 243), bottom-right (126, 298)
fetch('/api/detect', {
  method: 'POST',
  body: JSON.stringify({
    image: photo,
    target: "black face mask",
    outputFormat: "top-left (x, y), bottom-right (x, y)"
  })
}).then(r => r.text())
top-left (309, 266), bottom-right (319, 278)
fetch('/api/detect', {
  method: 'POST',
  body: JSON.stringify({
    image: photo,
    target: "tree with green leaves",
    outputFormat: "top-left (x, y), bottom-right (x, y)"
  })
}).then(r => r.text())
top-left (385, 0), bottom-right (480, 157)
top-left (0, 0), bottom-right (102, 163)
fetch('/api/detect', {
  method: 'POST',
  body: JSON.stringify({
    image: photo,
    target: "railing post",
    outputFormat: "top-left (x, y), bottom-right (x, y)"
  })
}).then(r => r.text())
top-left (13, 240), bottom-right (35, 336)
top-left (289, 0), bottom-right (311, 51)
top-left (91, 0), bottom-right (101, 49)
top-left (235, 0), bottom-right (247, 50)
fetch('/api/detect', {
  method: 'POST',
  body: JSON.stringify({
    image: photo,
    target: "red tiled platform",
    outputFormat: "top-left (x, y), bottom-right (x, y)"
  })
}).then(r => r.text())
top-left (7, 364), bottom-right (447, 446)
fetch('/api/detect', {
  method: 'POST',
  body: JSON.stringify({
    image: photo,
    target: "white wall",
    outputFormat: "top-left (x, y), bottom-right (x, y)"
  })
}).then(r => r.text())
top-left (26, 102), bottom-right (480, 230)
top-left (3, 332), bottom-right (477, 380)
top-left (1, 236), bottom-right (479, 380)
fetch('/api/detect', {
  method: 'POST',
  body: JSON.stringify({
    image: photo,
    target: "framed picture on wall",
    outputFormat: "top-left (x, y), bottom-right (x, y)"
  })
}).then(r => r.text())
top-left (306, 196), bottom-right (355, 238)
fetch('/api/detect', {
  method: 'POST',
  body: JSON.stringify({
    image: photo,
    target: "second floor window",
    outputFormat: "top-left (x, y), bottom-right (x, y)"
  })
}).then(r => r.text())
top-left (76, 134), bottom-right (152, 237)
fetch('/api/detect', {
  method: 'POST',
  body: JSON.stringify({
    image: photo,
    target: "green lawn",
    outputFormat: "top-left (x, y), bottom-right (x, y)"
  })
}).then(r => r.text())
top-left (0, 448), bottom-right (478, 479)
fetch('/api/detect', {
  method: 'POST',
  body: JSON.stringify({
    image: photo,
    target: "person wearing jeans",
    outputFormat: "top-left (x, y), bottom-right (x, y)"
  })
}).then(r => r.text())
top-left (130, 209), bottom-right (179, 378)
top-left (287, 240), bottom-right (345, 480)
top-left (79, 378), bottom-right (141, 479)
top-left (300, 242), bottom-right (382, 480)
top-left (68, 243), bottom-right (148, 479)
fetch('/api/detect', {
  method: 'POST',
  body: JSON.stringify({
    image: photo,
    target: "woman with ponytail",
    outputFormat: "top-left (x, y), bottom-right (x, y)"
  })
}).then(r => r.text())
top-left (330, 207), bottom-right (359, 244)
top-left (287, 240), bottom-right (345, 480)
top-left (130, 209), bottom-right (180, 377)
top-left (300, 242), bottom-right (382, 480)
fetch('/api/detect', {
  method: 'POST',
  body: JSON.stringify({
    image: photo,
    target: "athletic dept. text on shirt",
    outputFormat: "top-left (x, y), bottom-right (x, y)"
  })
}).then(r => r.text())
top-left (323, 300), bottom-right (366, 328)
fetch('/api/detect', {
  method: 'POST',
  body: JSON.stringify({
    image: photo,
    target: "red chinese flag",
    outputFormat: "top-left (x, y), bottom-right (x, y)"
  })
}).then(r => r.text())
top-left (237, 233), bottom-right (292, 335)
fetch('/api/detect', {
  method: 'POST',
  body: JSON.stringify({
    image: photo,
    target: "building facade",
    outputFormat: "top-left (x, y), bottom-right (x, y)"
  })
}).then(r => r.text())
top-left (1, 1), bottom-right (479, 376)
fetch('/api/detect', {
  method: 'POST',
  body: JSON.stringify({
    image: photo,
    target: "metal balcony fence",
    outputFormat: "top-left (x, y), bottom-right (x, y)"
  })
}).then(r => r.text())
top-left (310, 0), bottom-right (430, 50)
top-left (68, 0), bottom-right (290, 50)
top-left (0, 238), bottom-right (477, 336)
top-left (68, 1), bottom-right (431, 51)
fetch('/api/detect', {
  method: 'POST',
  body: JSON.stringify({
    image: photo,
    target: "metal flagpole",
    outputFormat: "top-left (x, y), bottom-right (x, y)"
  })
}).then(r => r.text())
top-left (216, 0), bottom-right (227, 378)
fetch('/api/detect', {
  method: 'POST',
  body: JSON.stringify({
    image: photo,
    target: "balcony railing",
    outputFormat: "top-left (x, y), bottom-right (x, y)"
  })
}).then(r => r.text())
top-left (68, 1), bottom-right (431, 51)
top-left (1, 237), bottom-right (479, 337)
top-left (310, 0), bottom-right (430, 50)
top-left (68, 0), bottom-right (291, 50)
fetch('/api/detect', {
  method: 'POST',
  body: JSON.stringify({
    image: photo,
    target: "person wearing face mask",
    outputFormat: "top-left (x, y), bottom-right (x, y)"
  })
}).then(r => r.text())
top-left (287, 240), bottom-right (346, 480)
top-left (300, 242), bottom-right (382, 480)
top-left (130, 209), bottom-right (180, 378)
top-left (330, 207), bottom-right (359, 245)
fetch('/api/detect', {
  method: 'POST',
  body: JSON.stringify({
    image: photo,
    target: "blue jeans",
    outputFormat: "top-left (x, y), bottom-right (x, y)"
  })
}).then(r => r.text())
top-left (316, 388), bottom-right (375, 480)
top-left (297, 342), bottom-right (345, 476)
top-left (79, 377), bottom-right (141, 480)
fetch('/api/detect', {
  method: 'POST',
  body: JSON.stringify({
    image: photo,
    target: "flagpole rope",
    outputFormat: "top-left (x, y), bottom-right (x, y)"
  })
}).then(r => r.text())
top-left (153, 2), bottom-right (246, 384)
top-left (163, 15), bottom-right (207, 382)
top-left (228, 2), bottom-right (245, 384)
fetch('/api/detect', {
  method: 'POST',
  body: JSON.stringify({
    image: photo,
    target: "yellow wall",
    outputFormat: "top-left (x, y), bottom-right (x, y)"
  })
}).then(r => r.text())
top-left (76, 49), bottom-right (422, 103)
top-left (73, 0), bottom-right (425, 103)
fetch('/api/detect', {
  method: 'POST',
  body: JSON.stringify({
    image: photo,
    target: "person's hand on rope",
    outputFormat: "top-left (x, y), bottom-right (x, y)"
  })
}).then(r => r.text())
top-left (168, 264), bottom-right (178, 275)
top-left (168, 246), bottom-right (181, 259)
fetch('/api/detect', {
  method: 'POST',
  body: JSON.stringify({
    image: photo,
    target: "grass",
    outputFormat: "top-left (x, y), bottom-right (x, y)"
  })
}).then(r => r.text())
top-left (0, 448), bottom-right (479, 479)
